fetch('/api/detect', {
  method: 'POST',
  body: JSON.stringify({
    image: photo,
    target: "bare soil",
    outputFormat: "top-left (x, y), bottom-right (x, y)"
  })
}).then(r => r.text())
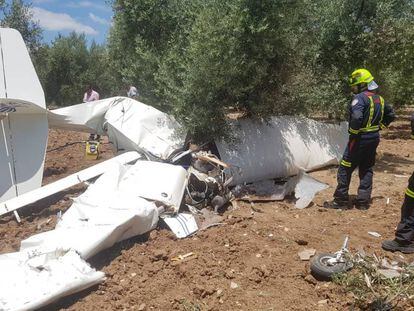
top-left (1, 115), bottom-right (414, 311)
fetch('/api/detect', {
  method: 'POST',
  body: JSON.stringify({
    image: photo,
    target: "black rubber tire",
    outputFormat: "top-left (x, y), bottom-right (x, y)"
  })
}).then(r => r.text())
top-left (310, 253), bottom-right (352, 281)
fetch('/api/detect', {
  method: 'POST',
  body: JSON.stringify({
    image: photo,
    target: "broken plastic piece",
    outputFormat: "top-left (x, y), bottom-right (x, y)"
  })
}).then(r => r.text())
top-left (163, 213), bottom-right (198, 238)
top-left (294, 172), bottom-right (328, 209)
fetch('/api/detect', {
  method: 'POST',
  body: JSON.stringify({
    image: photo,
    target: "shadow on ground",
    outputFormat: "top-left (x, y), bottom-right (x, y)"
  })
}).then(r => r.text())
top-left (375, 152), bottom-right (414, 175)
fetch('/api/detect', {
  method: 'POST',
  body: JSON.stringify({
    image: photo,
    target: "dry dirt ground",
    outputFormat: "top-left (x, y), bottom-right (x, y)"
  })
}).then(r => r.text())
top-left (1, 114), bottom-right (414, 311)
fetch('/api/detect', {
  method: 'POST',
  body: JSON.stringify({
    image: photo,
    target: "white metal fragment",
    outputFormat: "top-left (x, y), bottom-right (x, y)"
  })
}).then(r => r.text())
top-left (20, 161), bottom-right (186, 259)
top-left (378, 269), bottom-right (401, 279)
top-left (368, 231), bottom-right (382, 238)
top-left (0, 249), bottom-right (105, 311)
top-left (294, 172), bottom-right (329, 209)
top-left (0, 151), bottom-right (141, 217)
top-left (163, 213), bottom-right (198, 238)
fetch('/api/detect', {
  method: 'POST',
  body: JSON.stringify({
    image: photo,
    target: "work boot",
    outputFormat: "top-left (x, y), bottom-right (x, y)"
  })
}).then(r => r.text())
top-left (323, 199), bottom-right (350, 210)
top-left (382, 239), bottom-right (414, 254)
top-left (354, 199), bottom-right (370, 210)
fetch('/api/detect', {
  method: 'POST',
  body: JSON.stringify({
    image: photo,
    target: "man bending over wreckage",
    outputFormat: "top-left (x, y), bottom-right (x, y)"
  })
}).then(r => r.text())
top-left (325, 69), bottom-right (395, 210)
top-left (382, 173), bottom-right (414, 253)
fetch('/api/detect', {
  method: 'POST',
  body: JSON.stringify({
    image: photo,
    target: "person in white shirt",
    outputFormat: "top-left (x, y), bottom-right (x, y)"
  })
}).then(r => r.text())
top-left (83, 85), bottom-right (100, 141)
top-left (83, 85), bottom-right (100, 102)
top-left (127, 85), bottom-right (138, 98)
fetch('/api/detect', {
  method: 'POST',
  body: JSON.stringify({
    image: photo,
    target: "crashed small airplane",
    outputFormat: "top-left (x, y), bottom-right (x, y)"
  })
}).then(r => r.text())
top-left (0, 28), bottom-right (347, 310)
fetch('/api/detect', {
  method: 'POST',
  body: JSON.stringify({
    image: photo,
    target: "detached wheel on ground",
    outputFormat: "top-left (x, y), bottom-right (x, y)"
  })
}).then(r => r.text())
top-left (310, 253), bottom-right (352, 281)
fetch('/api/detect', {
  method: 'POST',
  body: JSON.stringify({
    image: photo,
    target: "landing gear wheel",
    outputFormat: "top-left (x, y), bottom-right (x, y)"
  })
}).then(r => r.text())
top-left (310, 253), bottom-right (352, 281)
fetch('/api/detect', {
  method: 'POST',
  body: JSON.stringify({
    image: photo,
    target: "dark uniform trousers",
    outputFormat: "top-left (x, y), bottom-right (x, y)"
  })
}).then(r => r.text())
top-left (411, 113), bottom-right (414, 136)
top-left (395, 172), bottom-right (414, 243)
top-left (334, 136), bottom-right (379, 202)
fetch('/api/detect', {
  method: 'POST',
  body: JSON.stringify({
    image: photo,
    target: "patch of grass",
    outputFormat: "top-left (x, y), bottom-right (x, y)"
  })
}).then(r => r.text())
top-left (179, 299), bottom-right (205, 311)
top-left (333, 254), bottom-right (414, 310)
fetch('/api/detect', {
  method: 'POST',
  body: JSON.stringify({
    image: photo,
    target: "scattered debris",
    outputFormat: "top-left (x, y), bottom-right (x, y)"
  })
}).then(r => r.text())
top-left (233, 172), bottom-right (328, 209)
top-left (198, 209), bottom-right (225, 230)
top-left (163, 214), bottom-right (198, 238)
top-left (184, 154), bottom-right (231, 213)
top-left (334, 253), bottom-right (414, 310)
top-left (378, 269), bottom-right (401, 279)
top-left (294, 172), bottom-right (328, 209)
top-left (310, 236), bottom-right (352, 281)
top-left (298, 249), bottom-right (316, 261)
top-left (368, 231), bottom-right (382, 238)
top-left (194, 151), bottom-right (230, 168)
top-left (394, 174), bottom-right (409, 178)
top-left (380, 258), bottom-right (403, 271)
top-left (230, 281), bottom-right (239, 289)
top-left (0, 249), bottom-right (105, 311)
top-left (171, 252), bottom-right (197, 265)
top-left (295, 239), bottom-right (309, 246)
top-left (36, 218), bottom-right (52, 230)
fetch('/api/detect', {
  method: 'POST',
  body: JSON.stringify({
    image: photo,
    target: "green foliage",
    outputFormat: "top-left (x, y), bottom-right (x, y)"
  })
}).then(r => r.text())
top-left (1, 0), bottom-right (411, 136)
top-left (0, 0), bottom-right (42, 52)
top-left (35, 33), bottom-right (118, 106)
top-left (299, 0), bottom-right (414, 108)
top-left (109, 0), bottom-right (303, 140)
top-left (109, 0), bottom-right (414, 141)
top-left (43, 33), bottom-right (89, 105)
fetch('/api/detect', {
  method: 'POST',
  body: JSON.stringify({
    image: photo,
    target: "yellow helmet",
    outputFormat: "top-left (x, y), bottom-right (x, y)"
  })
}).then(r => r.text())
top-left (349, 69), bottom-right (374, 86)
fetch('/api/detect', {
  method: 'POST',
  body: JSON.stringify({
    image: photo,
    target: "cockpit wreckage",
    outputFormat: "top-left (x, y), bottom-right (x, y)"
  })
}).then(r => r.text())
top-left (0, 29), bottom-right (347, 310)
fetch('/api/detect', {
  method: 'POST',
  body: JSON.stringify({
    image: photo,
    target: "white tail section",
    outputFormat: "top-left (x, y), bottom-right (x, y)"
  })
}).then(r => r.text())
top-left (0, 28), bottom-right (48, 203)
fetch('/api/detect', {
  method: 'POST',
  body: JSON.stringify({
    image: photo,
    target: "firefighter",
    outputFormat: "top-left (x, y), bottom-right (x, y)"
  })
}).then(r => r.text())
top-left (325, 69), bottom-right (395, 210)
top-left (382, 173), bottom-right (414, 253)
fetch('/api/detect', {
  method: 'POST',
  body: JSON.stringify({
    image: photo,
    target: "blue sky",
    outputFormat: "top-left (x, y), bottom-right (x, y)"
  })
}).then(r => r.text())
top-left (28, 0), bottom-right (112, 44)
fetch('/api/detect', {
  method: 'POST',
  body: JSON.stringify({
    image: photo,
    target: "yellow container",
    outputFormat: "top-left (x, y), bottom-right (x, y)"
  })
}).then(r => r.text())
top-left (85, 141), bottom-right (100, 160)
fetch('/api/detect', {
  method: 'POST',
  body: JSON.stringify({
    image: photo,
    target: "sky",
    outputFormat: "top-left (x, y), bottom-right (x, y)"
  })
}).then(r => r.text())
top-left (28, 0), bottom-right (113, 44)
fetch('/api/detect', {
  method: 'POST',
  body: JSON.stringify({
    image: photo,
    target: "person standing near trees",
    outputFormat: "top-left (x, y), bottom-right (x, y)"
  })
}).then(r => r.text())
top-left (127, 85), bottom-right (138, 99)
top-left (324, 69), bottom-right (395, 210)
top-left (82, 85), bottom-right (100, 141)
top-left (83, 85), bottom-right (100, 103)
